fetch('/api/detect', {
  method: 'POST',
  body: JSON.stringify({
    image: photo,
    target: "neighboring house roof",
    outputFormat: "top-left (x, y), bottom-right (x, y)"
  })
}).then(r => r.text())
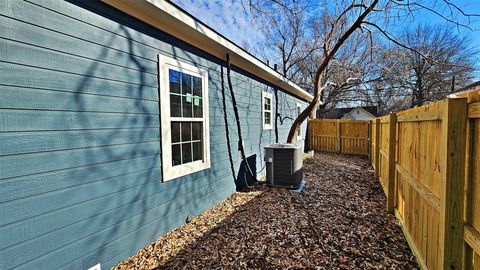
top-left (342, 107), bottom-right (376, 120)
top-left (450, 81), bottom-right (480, 97)
top-left (318, 106), bottom-right (378, 119)
top-left (100, 0), bottom-right (314, 102)
top-left (449, 83), bottom-right (480, 103)
top-left (458, 81), bottom-right (480, 92)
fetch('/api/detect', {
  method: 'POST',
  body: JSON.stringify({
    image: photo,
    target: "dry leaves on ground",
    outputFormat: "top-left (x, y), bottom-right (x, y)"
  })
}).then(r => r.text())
top-left (113, 152), bottom-right (418, 270)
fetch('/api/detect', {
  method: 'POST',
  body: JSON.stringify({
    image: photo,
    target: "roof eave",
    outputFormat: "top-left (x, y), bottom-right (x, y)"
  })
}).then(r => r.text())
top-left (100, 0), bottom-right (313, 102)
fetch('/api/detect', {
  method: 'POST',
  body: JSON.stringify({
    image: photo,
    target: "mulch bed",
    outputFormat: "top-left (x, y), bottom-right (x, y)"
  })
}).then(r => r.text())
top-left (113, 152), bottom-right (418, 269)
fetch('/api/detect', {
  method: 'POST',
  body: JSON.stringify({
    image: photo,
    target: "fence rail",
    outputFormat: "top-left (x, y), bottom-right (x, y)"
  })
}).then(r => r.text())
top-left (307, 89), bottom-right (480, 269)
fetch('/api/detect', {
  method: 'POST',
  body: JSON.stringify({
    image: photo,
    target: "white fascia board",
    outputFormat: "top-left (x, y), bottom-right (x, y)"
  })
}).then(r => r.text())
top-left (100, 0), bottom-right (313, 102)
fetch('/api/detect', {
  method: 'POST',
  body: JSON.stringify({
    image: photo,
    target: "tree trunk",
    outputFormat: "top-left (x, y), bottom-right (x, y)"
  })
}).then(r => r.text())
top-left (286, 0), bottom-right (379, 143)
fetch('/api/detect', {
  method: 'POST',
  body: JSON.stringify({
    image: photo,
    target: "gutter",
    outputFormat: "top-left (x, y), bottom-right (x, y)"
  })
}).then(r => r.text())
top-left (100, 0), bottom-right (314, 102)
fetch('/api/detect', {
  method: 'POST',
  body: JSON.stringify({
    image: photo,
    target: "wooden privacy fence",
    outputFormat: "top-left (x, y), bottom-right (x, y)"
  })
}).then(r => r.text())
top-left (307, 119), bottom-right (369, 155)
top-left (368, 90), bottom-right (480, 270)
top-left (307, 90), bottom-right (480, 269)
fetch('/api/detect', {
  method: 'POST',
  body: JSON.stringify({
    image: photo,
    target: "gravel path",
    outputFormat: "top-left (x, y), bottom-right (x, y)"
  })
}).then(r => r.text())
top-left (113, 152), bottom-right (418, 269)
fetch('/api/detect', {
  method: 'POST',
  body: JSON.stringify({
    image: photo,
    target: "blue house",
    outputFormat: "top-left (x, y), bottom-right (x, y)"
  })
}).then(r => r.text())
top-left (0, 0), bottom-right (313, 269)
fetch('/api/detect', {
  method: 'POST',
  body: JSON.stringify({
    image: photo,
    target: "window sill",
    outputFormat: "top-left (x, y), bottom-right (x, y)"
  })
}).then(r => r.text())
top-left (263, 125), bottom-right (273, 130)
top-left (163, 160), bottom-right (211, 181)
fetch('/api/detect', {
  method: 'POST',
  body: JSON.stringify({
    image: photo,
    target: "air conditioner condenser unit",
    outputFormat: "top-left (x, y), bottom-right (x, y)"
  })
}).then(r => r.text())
top-left (264, 143), bottom-right (303, 189)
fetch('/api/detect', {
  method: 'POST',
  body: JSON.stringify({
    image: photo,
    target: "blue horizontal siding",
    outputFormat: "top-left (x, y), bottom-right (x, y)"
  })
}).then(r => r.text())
top-left (0, 15), bottom-right (158, 74)
top-left (0, 110), bottom-right (159, 132)
top-left (0, 0), bottom-right (309, 269)
top-left (0, 167), bottom-right (161, 227)
top-left (0, 141), bottom-right (161, 180)
top-left (0, 36), bottom-right (155, 82)
top-left (0, 86), bottom-right (159, 114)
top-left (0, 62), bottom-right (158, 100)
top-left (0, 128), bottom-right (160, 156)
top-left (0, 154), bottom-right (160, 203)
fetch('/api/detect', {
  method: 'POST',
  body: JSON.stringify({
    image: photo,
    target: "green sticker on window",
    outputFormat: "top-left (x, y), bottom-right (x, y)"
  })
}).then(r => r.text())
top-left (194, 96), bottom-right (200, 106)
top-left (186, 93), bottom-right (192, 102)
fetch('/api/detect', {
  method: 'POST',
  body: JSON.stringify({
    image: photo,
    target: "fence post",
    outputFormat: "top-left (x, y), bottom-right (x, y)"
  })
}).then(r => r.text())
top-left (337, 120), bottom-right (342, 153)
top-left (438, 97), bottom-right (467, 270)
top-left (309, 120), bottom-right (317, 151)
top-left (370, 119), bottom-right (375, 165)
top-left (374, 118), bottom-right (380, 179)
top-left (463, 110), bottom-right (474, 270)
top-left (367, 120), bottom-right (372, 160)
top-left (386, 113), bottom-right (397, 213)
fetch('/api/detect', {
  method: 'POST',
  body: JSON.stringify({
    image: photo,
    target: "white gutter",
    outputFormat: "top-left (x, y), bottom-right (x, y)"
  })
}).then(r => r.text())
top-left (100, 0), bottom-right (314, 102)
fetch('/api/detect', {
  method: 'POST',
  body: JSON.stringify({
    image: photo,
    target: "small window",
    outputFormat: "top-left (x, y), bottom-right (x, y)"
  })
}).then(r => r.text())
top-left (158, 55), bottom-right (210, 181)
top-left (296, 104), bottom-right (302, 139)
top-left (262, 91), bottom-right (273, 130)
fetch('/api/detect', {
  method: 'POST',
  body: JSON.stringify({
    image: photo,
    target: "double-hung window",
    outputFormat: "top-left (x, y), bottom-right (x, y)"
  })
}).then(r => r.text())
top-left (158, 55), bottom-right (210, 181)
top-left (262, 91), bottom-right (273, 130)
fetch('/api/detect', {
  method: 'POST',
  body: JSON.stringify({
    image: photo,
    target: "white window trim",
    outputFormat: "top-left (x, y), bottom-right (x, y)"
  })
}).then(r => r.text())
top-left (296, 103), bottom-right (303, 140)
top-left (158, 54), bottom-right (210, 181)
top-left (262, 91), bottom-right (273, 130)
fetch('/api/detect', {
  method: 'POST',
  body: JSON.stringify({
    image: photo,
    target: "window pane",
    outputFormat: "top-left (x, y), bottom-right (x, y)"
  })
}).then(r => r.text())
top-left (181, 73), bottom-right (192, 95)
top-left (171, 122), bottom-right (181, 143)
top-left (169, 70), bottom-right (181, 94)
top-left (170, 94), bottom-right (182, 117)
top-left (167, 69), bottom-right (207, 167)
top-left (182, 142), bottom-right (192, 164)
top-left (172, 144), bottom-right (182, 166)
top-left (192, 76), bottom-right (202, 97)
top-left (264, 112), bottom-right (271, 125)
top-left (193, 97), bottom-right (203, 118)
top-left (182, 95), bottom-right (193, 117)
top-left (193, 142), bottom-right (203, 161)
top-left (181, 122), bottom-right (192, 142)
top-left (264, 97), bottom-right (271, 110)
top-left (192, 122), bottom-right (202, 140)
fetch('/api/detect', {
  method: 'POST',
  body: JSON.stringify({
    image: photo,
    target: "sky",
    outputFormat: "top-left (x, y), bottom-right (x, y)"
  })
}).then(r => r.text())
top-left (406, 1), bottom-right (480, 53)
top-left (172, 0), bottom-right (263, 50)
top-left (172, 0), bottom-right (480, 77)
